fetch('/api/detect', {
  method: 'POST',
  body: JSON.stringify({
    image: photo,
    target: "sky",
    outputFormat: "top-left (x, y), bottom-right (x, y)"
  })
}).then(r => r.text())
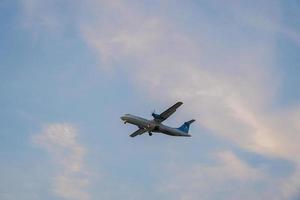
top-left (1, 0), bottom-right (300, 199)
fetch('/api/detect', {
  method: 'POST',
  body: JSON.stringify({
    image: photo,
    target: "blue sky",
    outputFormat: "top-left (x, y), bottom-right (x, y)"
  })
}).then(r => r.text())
top-left (1, 0), bottom-right (300, 200)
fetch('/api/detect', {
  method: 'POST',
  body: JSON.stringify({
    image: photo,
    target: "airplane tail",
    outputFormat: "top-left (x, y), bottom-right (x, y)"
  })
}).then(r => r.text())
top-left (177, 119), bottom-right (195, 133)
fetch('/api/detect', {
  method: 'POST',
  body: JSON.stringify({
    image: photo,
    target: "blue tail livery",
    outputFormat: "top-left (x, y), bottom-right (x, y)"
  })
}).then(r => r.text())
top-left (177, 120), bottom-right (196, 133)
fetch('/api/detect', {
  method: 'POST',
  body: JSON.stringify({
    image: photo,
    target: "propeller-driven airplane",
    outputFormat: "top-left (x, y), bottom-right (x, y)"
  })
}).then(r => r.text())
top-left (120, 102), bottom-right (195, 137)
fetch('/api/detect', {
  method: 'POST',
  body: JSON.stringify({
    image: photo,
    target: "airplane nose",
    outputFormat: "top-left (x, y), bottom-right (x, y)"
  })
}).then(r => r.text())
top-left (120, 116), bottom-right (126, 121)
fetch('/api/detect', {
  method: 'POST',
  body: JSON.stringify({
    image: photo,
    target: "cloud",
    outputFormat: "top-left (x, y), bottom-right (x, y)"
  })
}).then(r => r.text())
top-left (79, 0), bottom-right (278, 151)
top-left (22, 0), bottom-right (300, 199)
top-left (33, 123), bottom-right (90, 200)
top-left (159, 150), bottom-right (277, 200)
top-left (78, 1), bottom-right (300, 199)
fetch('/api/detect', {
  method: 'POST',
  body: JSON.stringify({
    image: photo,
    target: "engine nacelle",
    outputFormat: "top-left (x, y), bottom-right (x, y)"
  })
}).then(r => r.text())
top-left (152, 113), bottom-right (165, 121)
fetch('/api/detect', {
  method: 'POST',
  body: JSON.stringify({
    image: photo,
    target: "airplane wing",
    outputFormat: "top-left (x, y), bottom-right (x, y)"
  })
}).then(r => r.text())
top-left (155, 102), bottom-right (183, 123)
top-left (130, 128), bottom-right (147, 137)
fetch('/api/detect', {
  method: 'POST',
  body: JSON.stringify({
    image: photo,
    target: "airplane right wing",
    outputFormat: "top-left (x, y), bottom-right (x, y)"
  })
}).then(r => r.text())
top-left (155, 102), bottom-right (183, 123)
top-left (130, 128), bottom-right (147, 137)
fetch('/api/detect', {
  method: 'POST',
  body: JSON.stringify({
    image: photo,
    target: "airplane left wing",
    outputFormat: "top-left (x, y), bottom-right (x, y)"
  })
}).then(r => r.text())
top-left (155, 102), bottom-right (183, 123)
top-left (130, 128), bottom-right (147, 137)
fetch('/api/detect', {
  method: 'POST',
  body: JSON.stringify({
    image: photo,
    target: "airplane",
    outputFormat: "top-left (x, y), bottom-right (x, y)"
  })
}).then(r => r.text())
top-left (120, 102), bottom-right (195, 137)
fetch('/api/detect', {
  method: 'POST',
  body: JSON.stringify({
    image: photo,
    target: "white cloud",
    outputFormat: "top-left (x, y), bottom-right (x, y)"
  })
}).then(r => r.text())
top-left (78, 1), bottom-right (300, 199)
top-left (159, 150), bottom-right (277, 200)
top-left (33, 123), bottom-right (90, 200)
top-left (23, 1), bottom-right (300, 199)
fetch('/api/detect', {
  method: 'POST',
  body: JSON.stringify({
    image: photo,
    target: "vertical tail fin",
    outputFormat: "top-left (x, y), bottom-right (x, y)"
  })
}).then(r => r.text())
top-left (177, 119), bottom-right (195, 133)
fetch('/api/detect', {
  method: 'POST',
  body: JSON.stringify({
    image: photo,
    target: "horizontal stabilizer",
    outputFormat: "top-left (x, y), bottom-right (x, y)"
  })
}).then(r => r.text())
top-left (186, 119), bottom-right (195, 124)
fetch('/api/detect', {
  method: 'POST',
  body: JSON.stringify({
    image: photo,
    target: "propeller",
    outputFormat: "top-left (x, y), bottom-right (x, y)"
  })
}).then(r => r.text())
top-left (151, 109), bottom-right (156, 115)
top-left (151, 109), bottom-right (159, 119)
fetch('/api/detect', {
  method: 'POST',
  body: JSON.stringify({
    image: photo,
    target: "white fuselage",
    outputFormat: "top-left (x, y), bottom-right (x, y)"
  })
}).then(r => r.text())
top-left (120, 114), bottom-right (191, 137)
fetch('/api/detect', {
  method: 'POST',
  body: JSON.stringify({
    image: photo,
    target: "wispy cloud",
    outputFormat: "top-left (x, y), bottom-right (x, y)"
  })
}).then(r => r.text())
top-left (160, 150), bottom-right (272, 200)
top-left (22, 0), bottom-right (300, 199)
top-left (33, 123), bottom-right (90, 200)
top-left (79, 1), bottom-right (300, 199)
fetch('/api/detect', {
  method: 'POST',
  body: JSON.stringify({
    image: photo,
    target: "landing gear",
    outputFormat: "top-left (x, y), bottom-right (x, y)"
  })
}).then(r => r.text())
top-left (124, 121), bottom-right (127, 124)
top-left (149, 132), bottom-right (152, 136)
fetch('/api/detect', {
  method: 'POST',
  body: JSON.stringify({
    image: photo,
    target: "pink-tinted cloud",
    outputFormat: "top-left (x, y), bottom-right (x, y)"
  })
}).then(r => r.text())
top-left (23, 0), bottom-right (300, 199)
